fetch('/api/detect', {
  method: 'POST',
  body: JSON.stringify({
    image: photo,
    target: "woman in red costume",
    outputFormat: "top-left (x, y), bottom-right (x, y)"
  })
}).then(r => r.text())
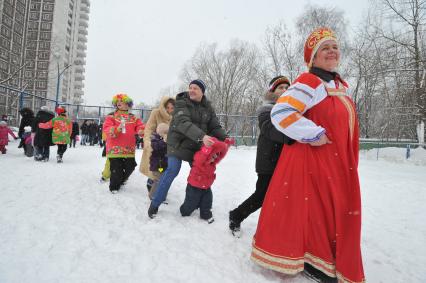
top-left (251, 27), bottom-right (365, 283)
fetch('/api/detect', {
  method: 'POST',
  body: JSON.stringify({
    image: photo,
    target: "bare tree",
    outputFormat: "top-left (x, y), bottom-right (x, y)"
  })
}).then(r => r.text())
top-left (263, 21), bottom-right (302, 81)
top-left (180, 40), bottom-right (264, 131)
top-left (378, 0), bottom-right (426, 140)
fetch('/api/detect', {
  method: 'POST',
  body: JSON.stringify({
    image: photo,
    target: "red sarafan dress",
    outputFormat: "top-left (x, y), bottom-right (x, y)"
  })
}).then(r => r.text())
top-left (251, 72), bottom-right (365, 283)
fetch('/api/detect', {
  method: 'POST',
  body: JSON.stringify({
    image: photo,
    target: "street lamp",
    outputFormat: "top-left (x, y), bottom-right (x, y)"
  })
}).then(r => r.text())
top-left (55, 62), bottom-right (72, 107)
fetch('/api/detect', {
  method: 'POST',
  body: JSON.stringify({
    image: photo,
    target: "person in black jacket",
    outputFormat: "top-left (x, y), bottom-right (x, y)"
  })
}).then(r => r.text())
top-left (148, 79), bottom-right (229, 219)
top-left (69, 119), bottom-right (80, 148)
top-left (32, 106), bottom-right (54, 161)
top-left (229, 76), bottom-right (294, 236)
top-left (18, 107), bottom-right (34, 154)
top-left (80, 120), bottom-right (89, 145)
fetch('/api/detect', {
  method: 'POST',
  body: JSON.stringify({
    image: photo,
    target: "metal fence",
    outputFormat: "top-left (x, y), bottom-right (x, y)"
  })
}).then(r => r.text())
top-left (0, 84), bottom-right (258, 145)
top-left (1, 83), bottom-right (424, 149)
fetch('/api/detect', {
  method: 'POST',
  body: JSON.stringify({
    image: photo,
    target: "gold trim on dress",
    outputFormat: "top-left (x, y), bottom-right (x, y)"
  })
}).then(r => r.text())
top-left (323, 82), bottom-right (356, 141)
top-left (251, 244), bottom-right (366, 283)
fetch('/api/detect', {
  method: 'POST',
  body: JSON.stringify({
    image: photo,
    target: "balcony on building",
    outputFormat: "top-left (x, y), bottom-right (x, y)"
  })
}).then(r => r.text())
top-left (78, 34), bottom-right (87, 43)
top-left (80, 13), bottom-right (89, 21)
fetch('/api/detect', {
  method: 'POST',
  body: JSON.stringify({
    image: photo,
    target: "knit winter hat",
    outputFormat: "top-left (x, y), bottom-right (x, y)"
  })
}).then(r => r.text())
top-left (189, 79), bottom-right (206, 94)
top-left (55, 106), bottom-right (66, 115)
top-left (269, 76), bottom-right (290, 92)
top-left (304, 27), bottom-right (337, 68)
top-left (112, 93), bottom-right (133, 108)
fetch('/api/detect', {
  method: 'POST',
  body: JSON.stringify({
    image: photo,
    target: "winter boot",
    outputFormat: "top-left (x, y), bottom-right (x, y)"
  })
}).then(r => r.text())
top-left (229, 211), bottom-right (242, 237)
top-left (303, 263), bottom-right (337, 283)
top-left (148, 203), bottom-right (158, 219)
top-left (56, 155), bottom-right (63, 163)
top-left (206, 217), bottom-right (215, 224)
top-left (110, 189), bottom-right (119, 194)
top-left (146, 178), bottom-right (154, 192)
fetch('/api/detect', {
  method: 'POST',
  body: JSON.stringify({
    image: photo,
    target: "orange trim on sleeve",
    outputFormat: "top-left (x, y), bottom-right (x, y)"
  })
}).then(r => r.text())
top-left (279, 112), bottom-right (302, 129)
top-left (277, 96), bottom-right (306, 112)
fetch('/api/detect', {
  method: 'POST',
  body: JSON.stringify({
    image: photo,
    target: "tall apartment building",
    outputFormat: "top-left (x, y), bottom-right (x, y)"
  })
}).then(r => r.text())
top-left (0, 0), bottom-right (90, 124)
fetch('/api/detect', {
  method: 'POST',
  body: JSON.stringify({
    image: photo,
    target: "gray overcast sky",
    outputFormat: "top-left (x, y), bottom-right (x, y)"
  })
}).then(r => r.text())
top-left (84, 0), bottom-right (369, 106)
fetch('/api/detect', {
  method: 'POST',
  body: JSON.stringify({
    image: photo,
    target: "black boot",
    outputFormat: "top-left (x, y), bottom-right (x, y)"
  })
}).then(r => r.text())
top-left (303, 263), bottom-right (337, 283)
top-left (146, 178), bottom-right (154, 192)
top-left (229, 211), bottom-right (241, 237)
top-left (148, 203), bottom-right (158, 219)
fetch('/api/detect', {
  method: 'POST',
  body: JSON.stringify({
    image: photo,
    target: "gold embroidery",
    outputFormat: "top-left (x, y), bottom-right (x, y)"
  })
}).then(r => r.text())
top-left (323, 82), bottom-right (355, 141)
top-left (251, 244), bottom-right (366, 283)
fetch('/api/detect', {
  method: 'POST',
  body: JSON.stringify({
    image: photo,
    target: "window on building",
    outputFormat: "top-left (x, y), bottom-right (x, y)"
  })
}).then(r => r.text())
top-left (10, 54), bottom-right (19, 64)
top-left (30, 3), bottom-right (41, 11)
top-left (3, 3), bottom-right (13, 17)
top-left (25, 70), bottom-right (34, 78)
top-left (41, 13), bottom-right (53, 21)
top-left (27, 31), bottom-right (38, 40)
top-left (28, 21), bottom-right (39, 30)
top-left (36, 81), bottom-right (47, 89)
top-left (27, 41), bottom-right (37, 49)
top-left (0, 60), bottom-right (9, 72)
top-left (29, 12), bottom-right (40, 21)
top-left (26, 50), bottom-right (36, 59)
top-left (37, 61), bottom-right (48, 70)
top-left (39, 41), bottom-right (50, 50)
top-left (0, 49), bottom-right (9, 60)
top-left (40, 32), bottom-right (51, 40)
top-left (15, 12), bottom-right (24, 23)
top-left (2, 15), bottom-right (13, 28)
top-left (12, 43), bottom-right (21, 54)
top-left (26, 61), bottom-right (35, 69)
top-left (13, 34), bottom-right (23, 45)
top-left (13, 24), bottom-right (24, 36)
top-left (16, 3), bottom-right (26, 14)
top-left (1, 26), bottom-right (11, 38)
top-left (38, 52), bottom-right (50, 60)
top-left (37, 71), bottom-right (48, 79)
top-left (0, 38), bottom-right (10, 49)
top-left (40, 22), bottom-right (52, 31)
top-left (43, 3), bottom-right (54, 12)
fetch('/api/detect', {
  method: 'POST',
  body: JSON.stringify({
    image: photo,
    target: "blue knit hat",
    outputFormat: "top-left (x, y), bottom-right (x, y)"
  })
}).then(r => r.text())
top-left (189, 79), bottom-right (206, 94)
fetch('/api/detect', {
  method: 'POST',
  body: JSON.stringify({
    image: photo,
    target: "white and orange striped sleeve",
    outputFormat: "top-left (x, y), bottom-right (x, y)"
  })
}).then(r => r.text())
top-left (271, 73), bottom-right (327, 142)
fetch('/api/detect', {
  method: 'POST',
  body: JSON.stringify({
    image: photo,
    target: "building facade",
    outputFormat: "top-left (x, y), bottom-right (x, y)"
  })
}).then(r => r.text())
top-left (0, 0), bottom-right (89, 124)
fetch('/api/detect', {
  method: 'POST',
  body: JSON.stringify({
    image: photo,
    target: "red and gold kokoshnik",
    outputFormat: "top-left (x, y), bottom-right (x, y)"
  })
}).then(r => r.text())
top-left (304, 27), bottom-right (337, 68)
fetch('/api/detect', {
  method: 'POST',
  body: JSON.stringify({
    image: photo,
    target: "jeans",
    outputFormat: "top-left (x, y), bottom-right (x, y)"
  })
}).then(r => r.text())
top-left (151, 155), bottom-right (182, 207)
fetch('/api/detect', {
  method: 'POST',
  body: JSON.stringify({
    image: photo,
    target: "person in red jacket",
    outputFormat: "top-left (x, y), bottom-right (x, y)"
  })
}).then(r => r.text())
top-left (0, 120), bottom-right (17, 154)
top-left (180, 137), bottom-right (234, 223)
top-left (103, 93), bottom-right (145, 193)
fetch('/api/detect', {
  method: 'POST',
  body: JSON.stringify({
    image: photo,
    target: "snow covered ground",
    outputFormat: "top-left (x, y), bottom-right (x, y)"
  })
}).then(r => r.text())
top-left (0, 141), bottom-right (425, 283)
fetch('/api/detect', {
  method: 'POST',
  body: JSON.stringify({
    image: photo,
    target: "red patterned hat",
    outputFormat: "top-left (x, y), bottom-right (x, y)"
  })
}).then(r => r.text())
top-left (55, 106), bottom-right (66, 115)
top-left (304, 27), bottom-right (337, 68)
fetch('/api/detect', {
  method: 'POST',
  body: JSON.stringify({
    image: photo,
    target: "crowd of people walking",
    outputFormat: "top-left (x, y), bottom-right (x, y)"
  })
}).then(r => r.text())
top-left (1, 27), bottom-right (365, 283)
